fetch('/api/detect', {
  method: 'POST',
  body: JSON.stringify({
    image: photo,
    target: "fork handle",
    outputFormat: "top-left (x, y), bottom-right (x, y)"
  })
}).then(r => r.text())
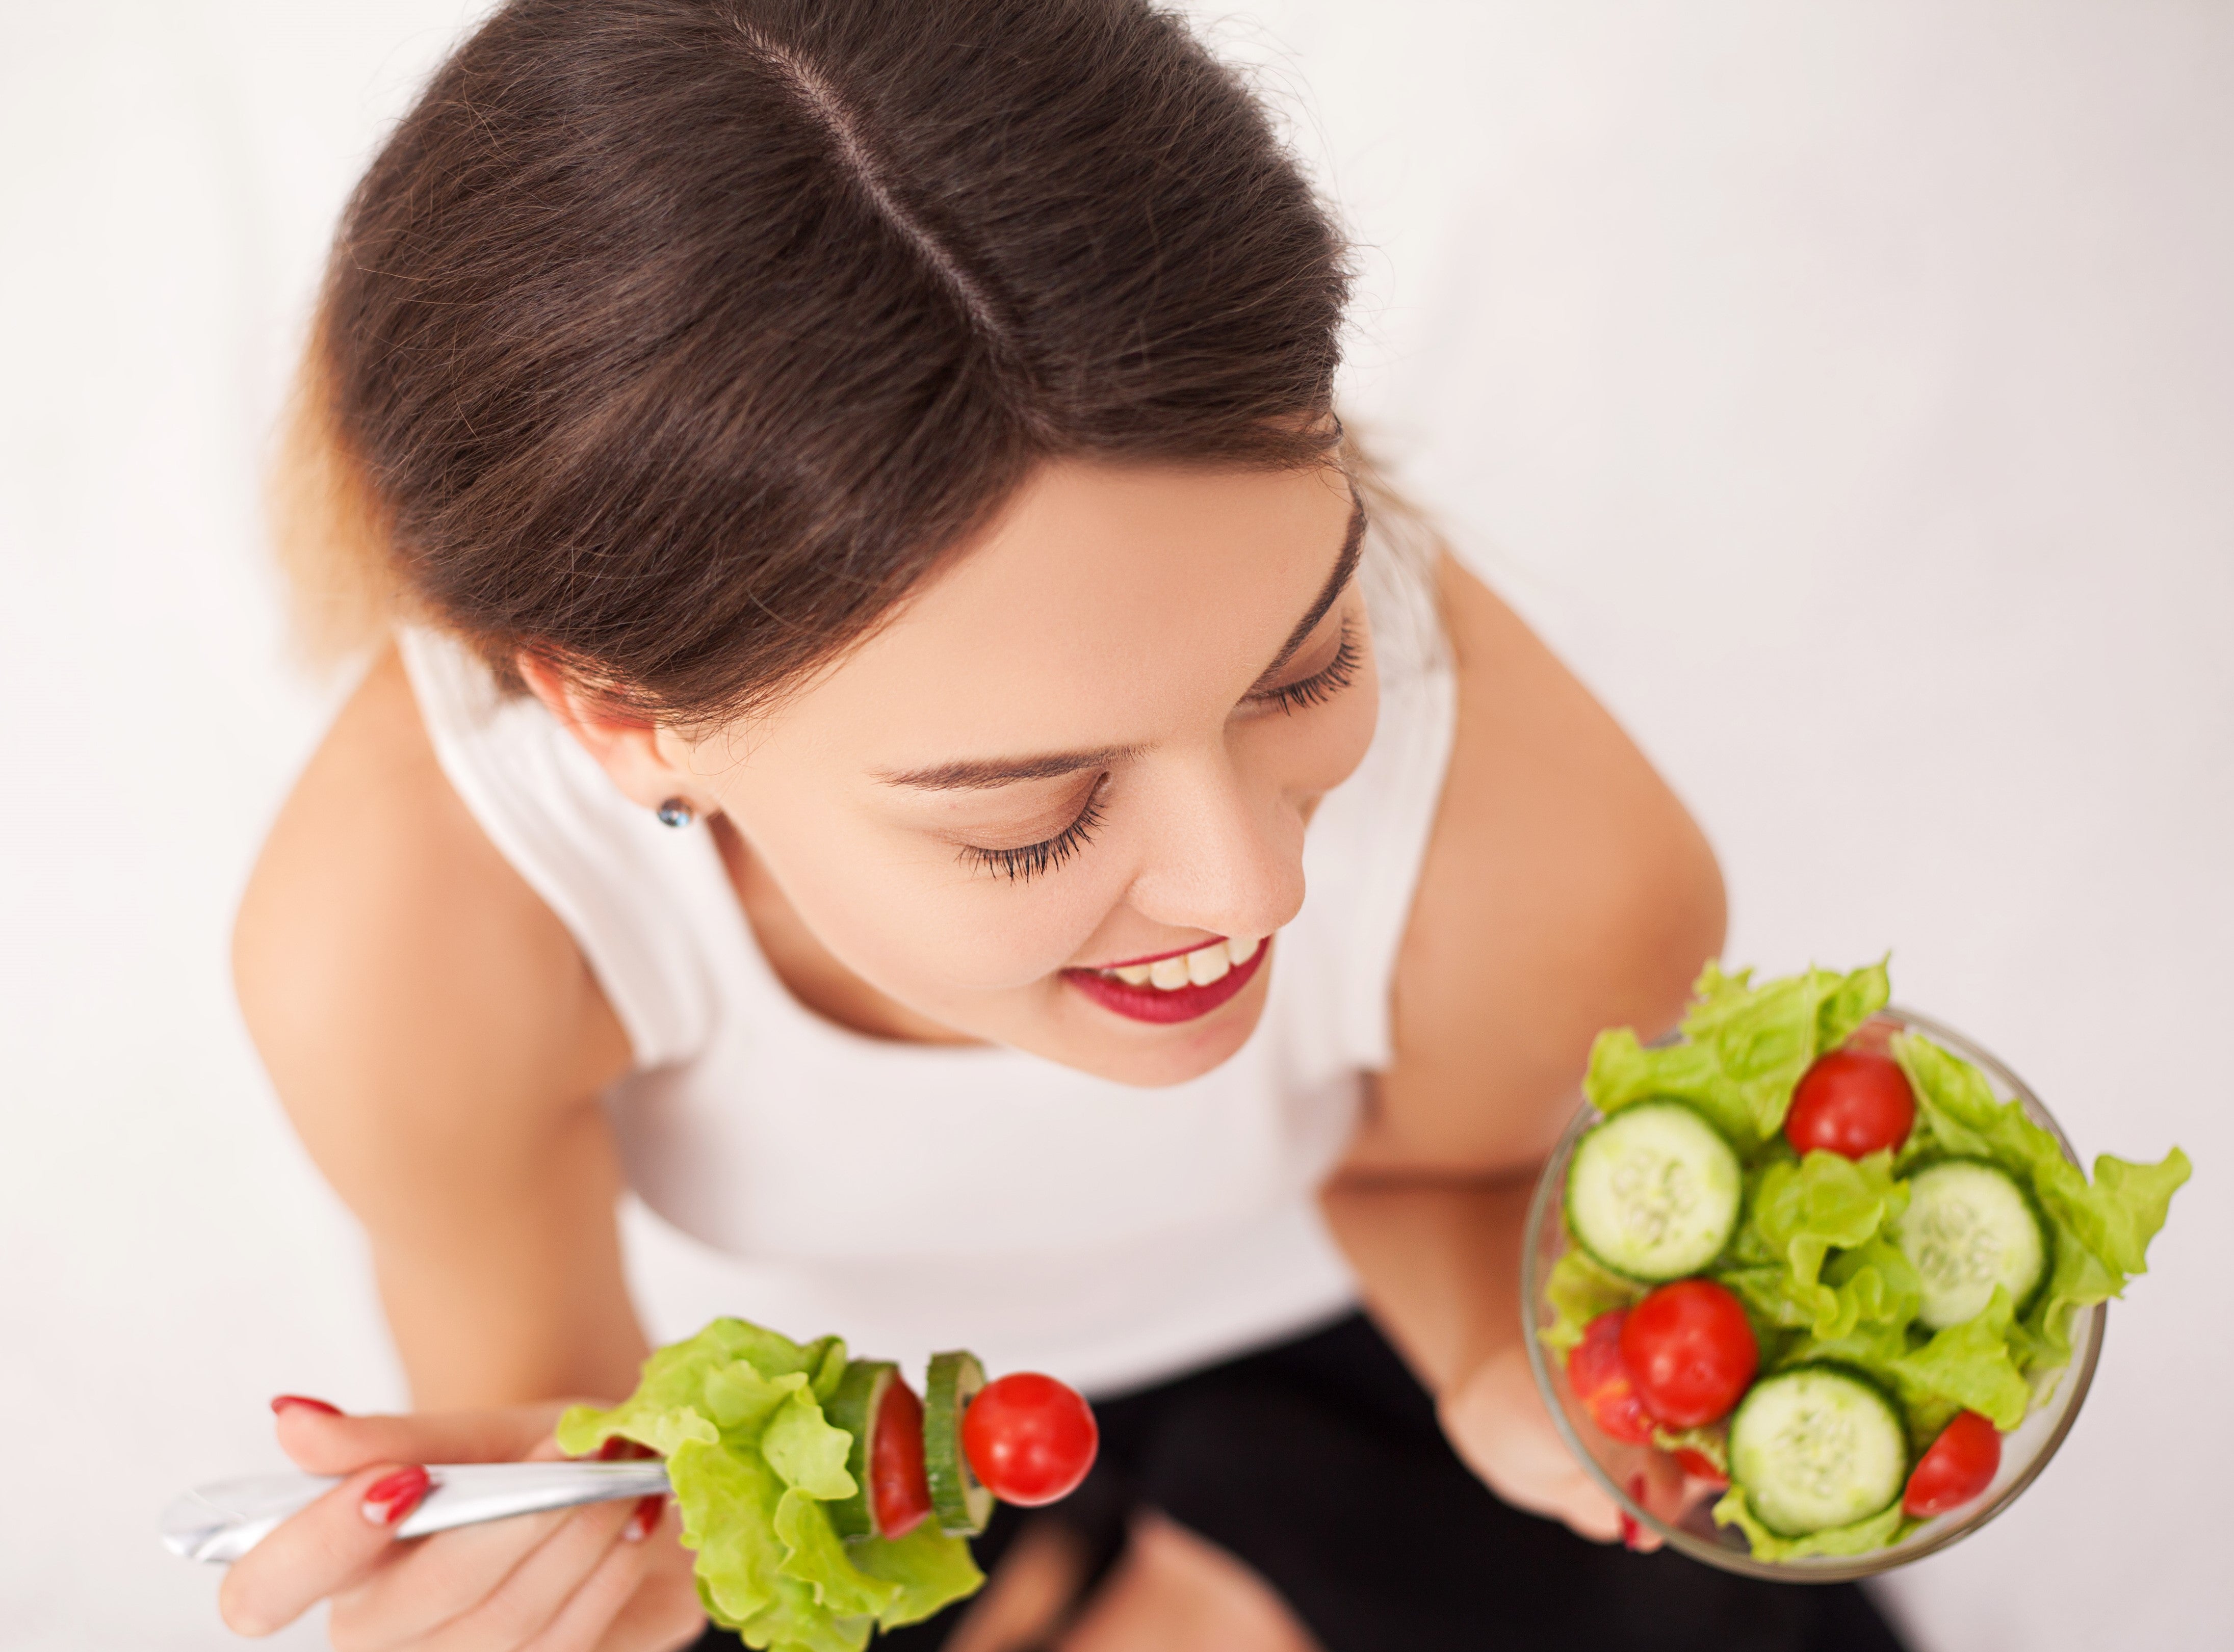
top-left (160, 1460), bottom-right (672, 1563)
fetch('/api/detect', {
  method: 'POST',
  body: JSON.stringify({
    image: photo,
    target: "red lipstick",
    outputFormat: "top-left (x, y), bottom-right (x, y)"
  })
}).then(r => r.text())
top-left (1087, 938), bottom-right (1224, 972)
top-left (1061, 938), bottom-right (1269, 1025)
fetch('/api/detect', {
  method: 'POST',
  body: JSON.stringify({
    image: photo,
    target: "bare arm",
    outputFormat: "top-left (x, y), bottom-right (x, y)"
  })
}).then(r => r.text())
top-left (1323, 555), bottom-right (1725, 1527)
top-left (1354, 554), bottom-right (1725, 1178)
top-left (234, 647), bottom-right (642, 1407)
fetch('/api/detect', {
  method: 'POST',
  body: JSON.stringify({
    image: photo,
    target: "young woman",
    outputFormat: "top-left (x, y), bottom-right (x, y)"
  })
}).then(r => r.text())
top-left (222, 3), bottom-right (1902, 1648)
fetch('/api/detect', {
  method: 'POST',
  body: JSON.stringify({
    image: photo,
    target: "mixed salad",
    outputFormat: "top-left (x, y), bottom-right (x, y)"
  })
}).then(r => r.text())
top-left (1540, 960), bottom-right (2189, 1561)
top-left (559, 1318), bottom-right (1096, 1649)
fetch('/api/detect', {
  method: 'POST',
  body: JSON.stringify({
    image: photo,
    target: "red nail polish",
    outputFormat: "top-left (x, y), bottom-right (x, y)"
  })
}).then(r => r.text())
top-left (1620, 1509), bottom-right (1644, 1550)
top-left (624, 1494), bottom-right (665, 1541)
top-left (361, 1466), bottom-right (431, 1526)
top-left (597, 1436), bottom-right (657, 1461)
top-left (271, 1395), bottom-right (343, 1417)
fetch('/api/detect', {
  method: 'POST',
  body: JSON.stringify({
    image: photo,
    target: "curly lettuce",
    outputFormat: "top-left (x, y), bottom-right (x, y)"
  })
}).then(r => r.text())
top-left (1539, 1247), bottom-right (1647, 1354)
top-left (557, 1319), bottom-right (982, 1651)
top-left (1713, 1485), bottom-right (1913, 1562)
top-left (1893, 1033), bottom-right (2190, 1382)
top-left (1716, 1148), bottom-right (1913, 1342)
top-left (1584, 960), bottom-right (1889, 1150)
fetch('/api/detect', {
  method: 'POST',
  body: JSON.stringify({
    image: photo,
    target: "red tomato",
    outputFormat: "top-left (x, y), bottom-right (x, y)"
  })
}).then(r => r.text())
top-left (1903, 1410), bottom-right (2001, 1517)
top-left (962, 1373), bottom-right (1099, 1506)
top-left (1567, 1310), bottom-right (1655, 1444)
top-left (1620, 1280), bottom-right (1759, 1429)
top-left (1671, 1447), bottom-right (1728, 1488)
top-left (1785, 1048), bottom-right (1916, 1159)
top-left (870, 1376), bottom-right (932, 1538)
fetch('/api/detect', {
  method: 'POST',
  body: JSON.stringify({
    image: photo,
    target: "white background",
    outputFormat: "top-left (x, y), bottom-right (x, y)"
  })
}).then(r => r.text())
top-left (2, 2), bottom-right (2226, 1646)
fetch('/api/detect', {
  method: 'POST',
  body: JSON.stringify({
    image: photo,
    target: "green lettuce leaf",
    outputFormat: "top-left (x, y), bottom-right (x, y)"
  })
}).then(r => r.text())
top-left (1712, 1485), bottom-right (1915, 1561)
top-left (1650, 1423), bottom-right (1728, 1474)
top-left (1891, 1290), bottom-right (2031, 1431)
top-left (1538, 1246), bottom-right (1645, 1354)
top-left (1778, 1289), bottom-right (2031, 1441)
top-left (1893, 1034), bottom-right (2190, 1379)
top-left (1584, 960), bottom-right (1889, 1149)
top-left (1716, 1150), bottom-right (1908, 1339)
top-left (851, 1520), bottom-right (994, 1630)
top-left (558, 1318), bottom-right (983, 1650)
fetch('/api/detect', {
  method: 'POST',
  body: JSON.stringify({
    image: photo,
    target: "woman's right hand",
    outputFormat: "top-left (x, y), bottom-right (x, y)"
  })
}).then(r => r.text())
top-left (219, 1399), bottom-right (705, 1651)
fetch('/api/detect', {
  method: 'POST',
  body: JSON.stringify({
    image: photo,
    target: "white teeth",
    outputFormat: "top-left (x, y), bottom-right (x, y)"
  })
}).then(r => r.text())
top-left (1186, 943), bottom-right (1231, 987)
top-left (1097, 934), bottom-right (1270, 992)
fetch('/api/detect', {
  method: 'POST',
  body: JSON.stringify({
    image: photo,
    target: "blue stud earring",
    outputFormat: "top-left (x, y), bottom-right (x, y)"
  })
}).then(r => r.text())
top-left (655, 797), bottom-right (696, 829)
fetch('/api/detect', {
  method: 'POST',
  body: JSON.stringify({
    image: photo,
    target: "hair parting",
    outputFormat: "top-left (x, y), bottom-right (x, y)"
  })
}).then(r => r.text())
top-left (275, 0), bottom-right (1355, 731)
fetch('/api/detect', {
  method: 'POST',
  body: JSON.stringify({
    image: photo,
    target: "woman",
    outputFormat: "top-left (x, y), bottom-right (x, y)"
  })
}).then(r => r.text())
top-left (223, 2), bottom-right (1900, 1648)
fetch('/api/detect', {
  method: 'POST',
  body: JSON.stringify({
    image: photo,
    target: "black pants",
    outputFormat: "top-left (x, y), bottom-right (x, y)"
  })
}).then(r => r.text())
top-left (696, 1314), bottom-right (1907, 1652)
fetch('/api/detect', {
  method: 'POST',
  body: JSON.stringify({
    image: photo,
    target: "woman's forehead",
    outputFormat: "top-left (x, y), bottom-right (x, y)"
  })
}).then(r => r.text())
top-left (776, 459), bottom-right (1358, 763)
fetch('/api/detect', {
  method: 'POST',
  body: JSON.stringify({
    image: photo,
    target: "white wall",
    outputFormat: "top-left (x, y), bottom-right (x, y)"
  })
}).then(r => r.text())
top-left (2, 4), bottom-right (2225, 1647)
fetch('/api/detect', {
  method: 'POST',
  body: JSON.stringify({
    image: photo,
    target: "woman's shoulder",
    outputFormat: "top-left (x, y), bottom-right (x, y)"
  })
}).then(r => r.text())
top-left (233, 646), bottom-right (630, 1168)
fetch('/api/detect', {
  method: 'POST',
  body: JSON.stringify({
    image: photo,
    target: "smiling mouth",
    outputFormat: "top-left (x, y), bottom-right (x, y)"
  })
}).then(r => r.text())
top-left (1060, 934), bottom-right (1269, 1025)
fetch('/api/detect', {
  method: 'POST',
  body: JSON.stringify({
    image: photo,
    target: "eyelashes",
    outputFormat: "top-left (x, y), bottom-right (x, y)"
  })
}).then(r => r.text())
top-left (956, 619), bottom-right (1363, 884)
top-left (1255, 618), bottom-right (1362, 714)
top-left (958, 779), bottom-right (1108, 883)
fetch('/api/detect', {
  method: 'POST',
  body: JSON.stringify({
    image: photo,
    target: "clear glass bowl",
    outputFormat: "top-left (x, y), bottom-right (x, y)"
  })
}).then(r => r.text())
top-left (1521, 1006), bottom-right (2106, 1581)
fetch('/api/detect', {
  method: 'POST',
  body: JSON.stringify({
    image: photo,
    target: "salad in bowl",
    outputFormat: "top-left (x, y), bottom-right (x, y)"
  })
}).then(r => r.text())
top-left (1524, 960), bottom-right (2188, 1576)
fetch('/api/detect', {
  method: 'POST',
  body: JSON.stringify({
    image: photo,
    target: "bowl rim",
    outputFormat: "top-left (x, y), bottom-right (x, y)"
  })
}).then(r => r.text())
top-left (1519, 1003), bottom-right (2109, 1581)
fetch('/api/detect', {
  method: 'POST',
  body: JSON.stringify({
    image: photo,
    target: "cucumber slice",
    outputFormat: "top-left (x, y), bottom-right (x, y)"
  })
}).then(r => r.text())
top-left (1893, 1159), bottom-right (2048, 1330)
top-left (823, 1359), bottom-right (896, 1541)
top-left (1565, 1100), bottom-right (1743, 1281)
top-left (924, 1350), bottom-right (994, 1536)
top-left (1728, 1365), bottom-right (1909, 1537)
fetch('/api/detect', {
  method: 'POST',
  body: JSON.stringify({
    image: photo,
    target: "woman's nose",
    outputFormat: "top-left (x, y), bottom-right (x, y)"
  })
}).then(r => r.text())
top-left (1124, 754), bottom-right (1307, 945)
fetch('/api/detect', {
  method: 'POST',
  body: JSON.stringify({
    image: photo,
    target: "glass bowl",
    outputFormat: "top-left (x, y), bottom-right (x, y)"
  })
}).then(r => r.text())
top-left (1521, 1005), bottom-right (2106, 1581)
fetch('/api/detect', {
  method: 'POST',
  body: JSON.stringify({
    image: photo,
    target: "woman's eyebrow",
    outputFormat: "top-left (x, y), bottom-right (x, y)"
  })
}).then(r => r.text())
top-left (877, 744), bottom-right (1146, 792)
top-left (1244, 491), bottom-right (1367, 697)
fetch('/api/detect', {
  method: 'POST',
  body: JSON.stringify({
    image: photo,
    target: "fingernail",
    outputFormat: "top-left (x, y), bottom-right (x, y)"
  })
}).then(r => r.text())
top-left (271, 1395), bottom-right (343, 1417)
top-left (1622, 1472), bottom-right (1648, 1551)
top-left (362, 1466), bottom-right (431, 1526)
top-left (624, 1494), bottom-right (664, 1541)
top-left (597, 1436), bottom-right (657, 1461)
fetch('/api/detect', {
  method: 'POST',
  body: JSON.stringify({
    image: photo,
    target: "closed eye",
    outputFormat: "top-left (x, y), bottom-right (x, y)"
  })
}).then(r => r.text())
top-left (957, 776), bottom-right (1109, 882)
top-left (1246, 618), bottom-right (1362, 714)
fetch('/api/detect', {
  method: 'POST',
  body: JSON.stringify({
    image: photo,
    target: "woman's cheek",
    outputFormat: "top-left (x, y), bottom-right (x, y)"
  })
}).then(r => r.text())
top-left (896, 851), bottom-right (1134, 993)
top-left (1253, 649), bottom-right (1379, 798)
top-left (754, 801), bottom-right (1126, 997)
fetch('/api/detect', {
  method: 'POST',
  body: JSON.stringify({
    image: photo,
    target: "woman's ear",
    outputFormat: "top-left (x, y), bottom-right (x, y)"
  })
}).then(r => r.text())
top-left (515, 654), bottom-right (714, 818)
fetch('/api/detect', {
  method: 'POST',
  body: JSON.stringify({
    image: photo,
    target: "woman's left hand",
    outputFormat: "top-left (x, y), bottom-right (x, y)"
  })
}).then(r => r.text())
top-left (1437, 1344), bottom-right (1700, 1551)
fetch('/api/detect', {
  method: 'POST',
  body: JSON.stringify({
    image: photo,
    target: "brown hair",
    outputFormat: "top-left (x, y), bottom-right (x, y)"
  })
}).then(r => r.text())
top-left (278, 0), bottom-right (1352, 727)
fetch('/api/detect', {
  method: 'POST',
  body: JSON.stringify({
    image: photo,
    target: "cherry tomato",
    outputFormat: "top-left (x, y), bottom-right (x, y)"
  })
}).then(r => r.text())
top-left (1567, 1310), bottom-right (1655, 1444)
top-left (1903, 1409), bottom-right (2001, 1516)
top-left (1785, 1048), bottom-right (1916, 1159)
top-left (962, 1373), bottom-right (1098, 1506)
top-left (870, 1375), bottom-right (932, 1538)
top-left (1671, 1446), bottom-right (1729, 1488)
top-left (1620, 1279), bottom-right (1758, 1428)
